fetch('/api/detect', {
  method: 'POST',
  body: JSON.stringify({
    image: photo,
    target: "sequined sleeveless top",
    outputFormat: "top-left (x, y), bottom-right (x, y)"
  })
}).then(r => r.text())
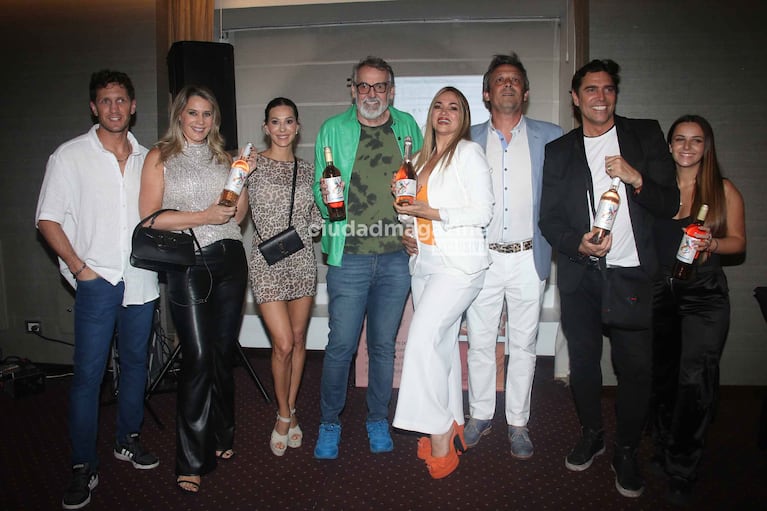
top-left (162, 143), bottom-right (243, 248)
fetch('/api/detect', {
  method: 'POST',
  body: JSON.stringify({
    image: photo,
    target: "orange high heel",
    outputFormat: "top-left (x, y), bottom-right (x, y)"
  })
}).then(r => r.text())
top-left (422, 421), bottom-right (466, 479)
top-left (417, 436), bottom-right (431, 460)
top-left (426, 446), bottom-right (459, 479)
top-left (453, 422), bottom-right (467, 454)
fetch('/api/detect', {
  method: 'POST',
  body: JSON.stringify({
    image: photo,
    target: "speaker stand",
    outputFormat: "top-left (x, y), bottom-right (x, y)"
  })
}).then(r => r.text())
top-left (144, 341), bottom-right (271, 430)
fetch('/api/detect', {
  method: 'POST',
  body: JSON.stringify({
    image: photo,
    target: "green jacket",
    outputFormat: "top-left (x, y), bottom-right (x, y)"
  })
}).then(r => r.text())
top-left (313, 105), bottom-right (423, 266)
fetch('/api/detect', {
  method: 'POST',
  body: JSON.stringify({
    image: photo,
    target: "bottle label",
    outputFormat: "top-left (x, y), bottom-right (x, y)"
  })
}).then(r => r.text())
top-left (676, 234), bottom-right (697, 264)
top-left (223, 163), bottom-right (248, 194)
top-left (593, 200), bottom-right (618, 230)
top-left (324, 176), bottom-right (344, 203)
top-left (394, 178), bottom-right (416, 200)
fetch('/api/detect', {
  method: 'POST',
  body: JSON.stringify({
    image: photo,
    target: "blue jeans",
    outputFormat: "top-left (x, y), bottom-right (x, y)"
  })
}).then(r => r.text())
top-left (320, 250), bottom-right (411, 424)
top-left (69, 278), bottom-right (155, 468)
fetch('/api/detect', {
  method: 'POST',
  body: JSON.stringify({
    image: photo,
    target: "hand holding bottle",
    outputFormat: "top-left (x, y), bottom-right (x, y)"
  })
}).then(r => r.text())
top-left (605, 155), bottom-right (643, 190)
top-left (672, 204), bottom-right (710, 279)
top-left (394, 197), bottom-right (440, 221)
top-left (580, 229), bottom-right (612, 258)
top-left (203, 202), bottom-right (237, 225)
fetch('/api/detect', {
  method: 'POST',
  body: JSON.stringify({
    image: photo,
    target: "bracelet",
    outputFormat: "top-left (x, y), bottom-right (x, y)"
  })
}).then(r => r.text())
top-left (71, 262), bottom-right (87, 278)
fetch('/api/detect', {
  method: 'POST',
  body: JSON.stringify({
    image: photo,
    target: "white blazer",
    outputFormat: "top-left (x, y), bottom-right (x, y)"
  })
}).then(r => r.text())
top-left (411, 139), bottom-right (494, 275)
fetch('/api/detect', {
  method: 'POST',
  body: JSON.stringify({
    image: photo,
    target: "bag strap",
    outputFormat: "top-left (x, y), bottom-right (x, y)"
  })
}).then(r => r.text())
top-left (137, 208), bottom-right (204, 255)
top-left (254, 159), bottom-right (299, 242)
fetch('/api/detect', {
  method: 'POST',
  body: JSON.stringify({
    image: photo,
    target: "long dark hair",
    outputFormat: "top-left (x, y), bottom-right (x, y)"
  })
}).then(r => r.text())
top-left (667, 114), bottom-right (727, 237)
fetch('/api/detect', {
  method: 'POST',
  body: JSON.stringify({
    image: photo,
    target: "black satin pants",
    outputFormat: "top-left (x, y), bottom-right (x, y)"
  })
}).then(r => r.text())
top-left (166, 239), bottom-right (247, 476)
top-left (650, 265), bottom-right (730, 483)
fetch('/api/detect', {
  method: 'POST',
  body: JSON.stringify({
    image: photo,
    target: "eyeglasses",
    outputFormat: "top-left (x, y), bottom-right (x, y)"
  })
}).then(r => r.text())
top-left (354, 81), bottom-right (390, 94)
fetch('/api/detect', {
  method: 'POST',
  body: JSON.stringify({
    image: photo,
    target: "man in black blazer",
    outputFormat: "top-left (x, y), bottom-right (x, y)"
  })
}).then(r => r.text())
top-left (539, 60), bottom-right (678, 498)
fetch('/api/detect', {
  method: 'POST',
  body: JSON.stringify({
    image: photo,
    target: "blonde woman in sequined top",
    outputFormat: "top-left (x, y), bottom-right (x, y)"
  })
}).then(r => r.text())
top-left (139, 85), bottom-right (249, 494)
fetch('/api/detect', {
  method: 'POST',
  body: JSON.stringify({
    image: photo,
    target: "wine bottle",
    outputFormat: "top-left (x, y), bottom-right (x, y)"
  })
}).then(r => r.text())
top-left (322, 146), bottom-right (346, 221)
top-left (672, 204), bottom-right (709, 280)
top-left (590, 176), bottom-right (622, 244)
top-left (394, 136), bottom-right (416, 205)
top-left (219, 143), bottom-right (253, 207)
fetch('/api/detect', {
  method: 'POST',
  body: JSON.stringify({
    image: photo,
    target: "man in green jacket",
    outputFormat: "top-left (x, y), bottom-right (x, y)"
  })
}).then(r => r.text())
top-left (313, 55), bottom-right (423, 459)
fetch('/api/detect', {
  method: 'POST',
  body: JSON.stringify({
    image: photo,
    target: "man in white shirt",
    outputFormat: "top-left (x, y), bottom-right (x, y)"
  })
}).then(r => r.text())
top-left (463, 53), bottom-right (563, 459)
top-left (36, 70), bottom-right (159, 510)
top-left (539, 59), bottom-right (678, 498)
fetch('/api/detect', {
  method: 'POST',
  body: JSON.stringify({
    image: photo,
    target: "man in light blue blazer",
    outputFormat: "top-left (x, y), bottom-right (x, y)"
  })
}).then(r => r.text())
top-left (463, 53), bottom-right (563, 459)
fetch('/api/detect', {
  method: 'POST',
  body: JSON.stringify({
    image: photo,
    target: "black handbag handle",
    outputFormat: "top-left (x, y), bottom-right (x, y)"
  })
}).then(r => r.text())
top-left (137, 209), bottom-right (203, 254)
top-left (254, 159), bottom-right (299, 242)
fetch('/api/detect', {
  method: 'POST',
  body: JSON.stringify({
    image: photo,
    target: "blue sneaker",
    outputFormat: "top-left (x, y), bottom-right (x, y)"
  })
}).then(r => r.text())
top-left (314, 423), bottom-right (341, 459)
top-left (366, 419), bottom-right (394, 453)
top-left (464, 418), bottom-right (493, 448)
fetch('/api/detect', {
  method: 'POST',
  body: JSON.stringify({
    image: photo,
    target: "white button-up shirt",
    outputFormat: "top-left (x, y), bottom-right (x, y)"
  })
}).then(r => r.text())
top-left (484, 117), bottom-right (533, 244)
top-left (36, 125), bottom-right (159, 305)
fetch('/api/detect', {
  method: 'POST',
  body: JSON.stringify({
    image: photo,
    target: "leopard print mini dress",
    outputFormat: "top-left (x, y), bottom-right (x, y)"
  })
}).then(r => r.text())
top-left (247, 154), bottom-right (322, 304)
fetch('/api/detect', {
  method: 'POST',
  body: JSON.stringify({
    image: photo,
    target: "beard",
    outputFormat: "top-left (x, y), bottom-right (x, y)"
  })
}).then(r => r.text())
top-left (356, 97), bottom-right (389, 121)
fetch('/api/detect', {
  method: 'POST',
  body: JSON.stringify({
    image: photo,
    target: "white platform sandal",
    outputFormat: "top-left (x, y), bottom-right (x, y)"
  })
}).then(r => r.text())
top-left (288, 408), bottom-right (303, 449)
top-left (270, 414), bottom-right (291, 456)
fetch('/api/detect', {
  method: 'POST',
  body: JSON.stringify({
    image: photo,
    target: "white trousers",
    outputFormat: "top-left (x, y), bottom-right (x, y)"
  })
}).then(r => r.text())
top-left (393, 245), bottom-right (485, 435)
top-left (554, 323), bottom-right (570, 380)
top-left (464, 249), bottom-right (544, 426)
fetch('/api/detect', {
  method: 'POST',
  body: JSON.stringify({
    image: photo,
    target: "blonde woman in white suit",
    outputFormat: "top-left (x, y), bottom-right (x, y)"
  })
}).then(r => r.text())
top-left (392, 86), bottom-right (493, 479)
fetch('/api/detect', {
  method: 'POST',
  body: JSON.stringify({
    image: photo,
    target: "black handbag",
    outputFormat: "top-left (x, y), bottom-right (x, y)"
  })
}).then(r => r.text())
top-left (255, 160), bottom-right (305, 265)
top-left (601, 266), bottom-right (652, 330)
top-left (130, 209), bottom-right (201, 272)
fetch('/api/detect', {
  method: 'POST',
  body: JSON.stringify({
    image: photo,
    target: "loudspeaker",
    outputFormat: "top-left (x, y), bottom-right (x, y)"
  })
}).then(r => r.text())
top-left (167, 41), bottom-right (238, 152)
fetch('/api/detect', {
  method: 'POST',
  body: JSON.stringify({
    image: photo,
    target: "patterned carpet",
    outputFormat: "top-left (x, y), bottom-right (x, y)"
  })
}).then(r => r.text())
top-left (1, 351), bottom-right (765, 510)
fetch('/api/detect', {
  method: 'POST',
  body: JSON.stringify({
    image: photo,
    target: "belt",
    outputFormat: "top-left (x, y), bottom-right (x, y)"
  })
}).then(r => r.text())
top-left (489, 239), bottom-right (533, 253)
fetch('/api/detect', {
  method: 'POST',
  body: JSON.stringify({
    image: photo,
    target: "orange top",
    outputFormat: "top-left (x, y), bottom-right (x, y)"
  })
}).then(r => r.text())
top-left (415, 184), bottom-right (434, 245)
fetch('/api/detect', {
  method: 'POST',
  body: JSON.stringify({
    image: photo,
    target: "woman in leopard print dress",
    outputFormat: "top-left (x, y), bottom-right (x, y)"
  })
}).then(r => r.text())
top-left (246, 97), bottom-right (322, 456)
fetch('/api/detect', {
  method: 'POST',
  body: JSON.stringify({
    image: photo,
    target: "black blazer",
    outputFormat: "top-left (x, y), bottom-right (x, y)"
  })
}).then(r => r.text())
top-left (539, 115), bottom-right (679, 294)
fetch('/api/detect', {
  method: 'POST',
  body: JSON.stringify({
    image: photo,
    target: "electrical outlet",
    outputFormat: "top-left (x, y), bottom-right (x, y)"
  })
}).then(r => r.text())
top-left (25, 321), bottom-right (41, 334)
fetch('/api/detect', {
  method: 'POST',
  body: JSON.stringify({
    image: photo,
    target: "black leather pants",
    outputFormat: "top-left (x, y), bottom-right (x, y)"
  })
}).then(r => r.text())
top-left (166, 239), bottom-right (247, 476)
top-left (650, 265), bottom-right (730, 482)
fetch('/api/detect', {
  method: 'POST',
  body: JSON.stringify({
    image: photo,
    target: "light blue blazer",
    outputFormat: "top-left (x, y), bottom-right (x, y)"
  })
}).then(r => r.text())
top-left (470, 117), bottom-right (563, 280)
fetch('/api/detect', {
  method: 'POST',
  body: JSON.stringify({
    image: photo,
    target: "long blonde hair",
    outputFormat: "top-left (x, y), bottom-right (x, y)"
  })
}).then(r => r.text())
top-left (415, 86), bottom-right (471, 173)
top-left (155, 85), bottom-right (231, 165)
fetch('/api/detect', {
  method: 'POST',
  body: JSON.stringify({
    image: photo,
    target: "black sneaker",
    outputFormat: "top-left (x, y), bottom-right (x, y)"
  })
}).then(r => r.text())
top-left (62, 464), bottom-right (98, 510)
top-left (611, 445), bottom-right (645, 498)
top-left (565, 428), bottom-right (605, 471)
top-left (666, 476), bottom-right (693, 507)
top-left (113, 433), bottom-right (159, 469)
